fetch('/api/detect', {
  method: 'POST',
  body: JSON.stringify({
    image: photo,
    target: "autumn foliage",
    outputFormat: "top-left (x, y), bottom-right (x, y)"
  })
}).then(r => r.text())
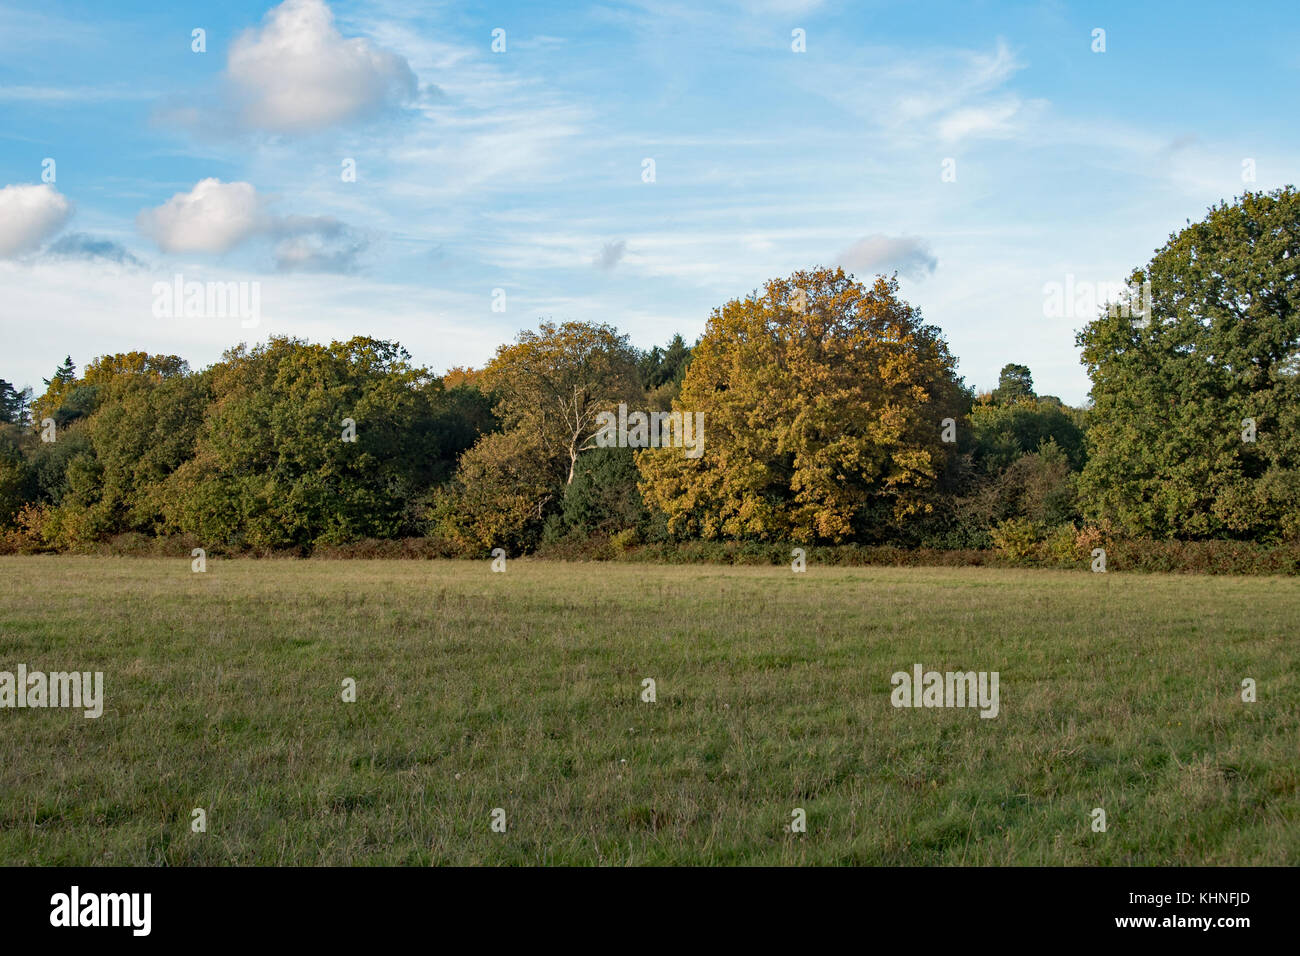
top-left (4, 190), bottom-right (1300, 558)
top-left (637, 269), bottom-right (966, 542)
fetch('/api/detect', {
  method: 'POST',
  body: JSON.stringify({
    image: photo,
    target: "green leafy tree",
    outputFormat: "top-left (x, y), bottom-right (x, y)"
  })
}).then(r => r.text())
top-left (0, 380), bottom-right (33, 425)
top-left (46, 356), bottom-right (76, 385)
top-left (991, 363), bottom-right (1034, 404)
top-left (16, 353), bottom-right (203, 543)
top-left (560, 446), bottom-right (647, 536)
top-left (1077, 187), bottom-right (1300, 539)
top-left (81, 371), bottom-right (211, 534)
top-left (432, 321), bottom-right (643, 550)
top-left (163, 337), bottom-right (479, 548)
top-left (32, 356), bottom-right (78, 426)
top-left (968, 396), bottom-right (1087, 473)
top-left (0, 424), bottom-right (35, 527)
top-left (640, 334), bottom-right (693, 389)
top-left (427, 427), bottom-right (557, 553)
top-left (640, 334), bottom-right (694, 411)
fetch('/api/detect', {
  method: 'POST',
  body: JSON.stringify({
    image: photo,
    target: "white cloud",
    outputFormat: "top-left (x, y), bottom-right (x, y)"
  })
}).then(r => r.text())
top-left (837, 235), bottom-right (937, 280)
top-left (0, 183), bottom-right (72, 258)
top-left (136, 179), bottom-right (268, 254)
top-left (227, 0), bottom-right (417, 133)
top-left (136, 180), bottom-right (365, 271)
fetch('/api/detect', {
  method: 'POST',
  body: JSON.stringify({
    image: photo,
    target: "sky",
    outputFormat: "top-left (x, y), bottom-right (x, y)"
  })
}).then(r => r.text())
top-left (1, 0), bottom-right (1298, 405)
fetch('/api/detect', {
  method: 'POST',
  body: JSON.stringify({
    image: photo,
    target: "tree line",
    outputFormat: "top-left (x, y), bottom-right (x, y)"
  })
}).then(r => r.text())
top-left (2, 188), bottom-right (1296, 555)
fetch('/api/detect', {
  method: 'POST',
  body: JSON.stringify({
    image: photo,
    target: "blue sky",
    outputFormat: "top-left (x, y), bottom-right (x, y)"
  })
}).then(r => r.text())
top-left (2, 0), bottom-right (1298, 404)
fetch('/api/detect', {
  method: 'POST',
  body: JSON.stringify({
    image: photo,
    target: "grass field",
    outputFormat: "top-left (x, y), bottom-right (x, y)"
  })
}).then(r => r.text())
top-left (0, 556), bottom-right (1296, 865)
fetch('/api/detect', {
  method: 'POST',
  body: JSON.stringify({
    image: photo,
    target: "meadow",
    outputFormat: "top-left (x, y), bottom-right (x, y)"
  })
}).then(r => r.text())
top-left (0, 556), bottom-right (1295, 865)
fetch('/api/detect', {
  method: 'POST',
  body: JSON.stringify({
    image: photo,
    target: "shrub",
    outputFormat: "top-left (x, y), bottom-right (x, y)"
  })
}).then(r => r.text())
top-left (1042, 523), bottom-right (1081, 565)
top-left (610, 527), bottom-right (640, 552)
top-left (989, 518), bottom-right (1044, 560)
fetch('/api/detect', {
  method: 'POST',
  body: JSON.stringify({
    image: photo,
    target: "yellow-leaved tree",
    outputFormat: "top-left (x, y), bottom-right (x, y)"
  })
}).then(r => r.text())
top-left (428, 321), bottom-right (643, 552)
top-left (637, 268), bottom-right (966, 543)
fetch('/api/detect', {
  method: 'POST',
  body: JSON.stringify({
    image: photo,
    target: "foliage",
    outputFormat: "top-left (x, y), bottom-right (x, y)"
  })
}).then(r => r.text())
top-left (31, 355), bottom-right (78, 426)
top-left (639, 333), bottom-right (693, 389)
top-left (162, 337), bottom-right (473, 548)
top-left (560, 446), bottom-right (647, 536)
top-left (427, 427), bottom-right (557, 554)
top-left (1077, 188), bottom-right (1300, 540)
top-left (0, 380), bottom-right (32, 426)
top-left (991, 362), bottom-right (1034, 404)
top-left (968, 398), bottom-right (1087, 473)
top-left (638, 268), bottom-right (967, 543)
top-left (482, 320), bottom-right (643, 485)
top-left (4, 205), bottom-right (1296, 557)
top-left (0, 338), bottom-right (490, 551)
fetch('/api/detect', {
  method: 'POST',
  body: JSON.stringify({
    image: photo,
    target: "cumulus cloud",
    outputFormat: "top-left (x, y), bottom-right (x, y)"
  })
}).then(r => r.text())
top-left (0, 183), bottom-right (72, 258)
top-left (136, 179), bottom-right (363, 271)
top-left (226, 0), bottom-right (417, 133)
top-left (46, 232), bottom-right (144, 267)
top-left (593, 239), bottom-right (627, 270)
top-left (837, 234), bottom-right (937, 280)
top-left (136, 178), bottom-right (268, 254)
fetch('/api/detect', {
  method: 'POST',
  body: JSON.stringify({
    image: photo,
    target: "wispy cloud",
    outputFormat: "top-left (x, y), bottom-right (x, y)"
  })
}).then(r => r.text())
top-left (799, 38), bottom-right (1044, 147)
top-left (0, 85), bottom-right (157, 102)
top-left (46, 232), bottom-right (144, 267)
top-left (271, 216), bottom-right (368, 273)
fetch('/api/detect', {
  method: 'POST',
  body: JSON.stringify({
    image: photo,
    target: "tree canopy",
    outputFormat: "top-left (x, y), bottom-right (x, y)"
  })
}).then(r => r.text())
top-left (637, 268), bottom-right (967, 543)
top-left (4, 192), bottom-right (1296, 557)
top-left (991, 363), bottom-right (1035, 404)
top-left (482, 321), bottom-right (643, 486)
top-left (1077, 187), bottom-right (1300, 539)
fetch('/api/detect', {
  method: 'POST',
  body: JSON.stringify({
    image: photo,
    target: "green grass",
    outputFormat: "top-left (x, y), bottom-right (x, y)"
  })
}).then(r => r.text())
top-left (0, 556), bottom-right (1296, 865)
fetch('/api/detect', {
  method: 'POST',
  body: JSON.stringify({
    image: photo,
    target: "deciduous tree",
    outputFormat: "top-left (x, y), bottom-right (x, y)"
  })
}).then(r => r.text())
top-left (482, 321), bottom-right (642, 485)
top-left (638, 268), bottom-right (967, 542)
top-left (1077, 188), bottom-right (1300, 538)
